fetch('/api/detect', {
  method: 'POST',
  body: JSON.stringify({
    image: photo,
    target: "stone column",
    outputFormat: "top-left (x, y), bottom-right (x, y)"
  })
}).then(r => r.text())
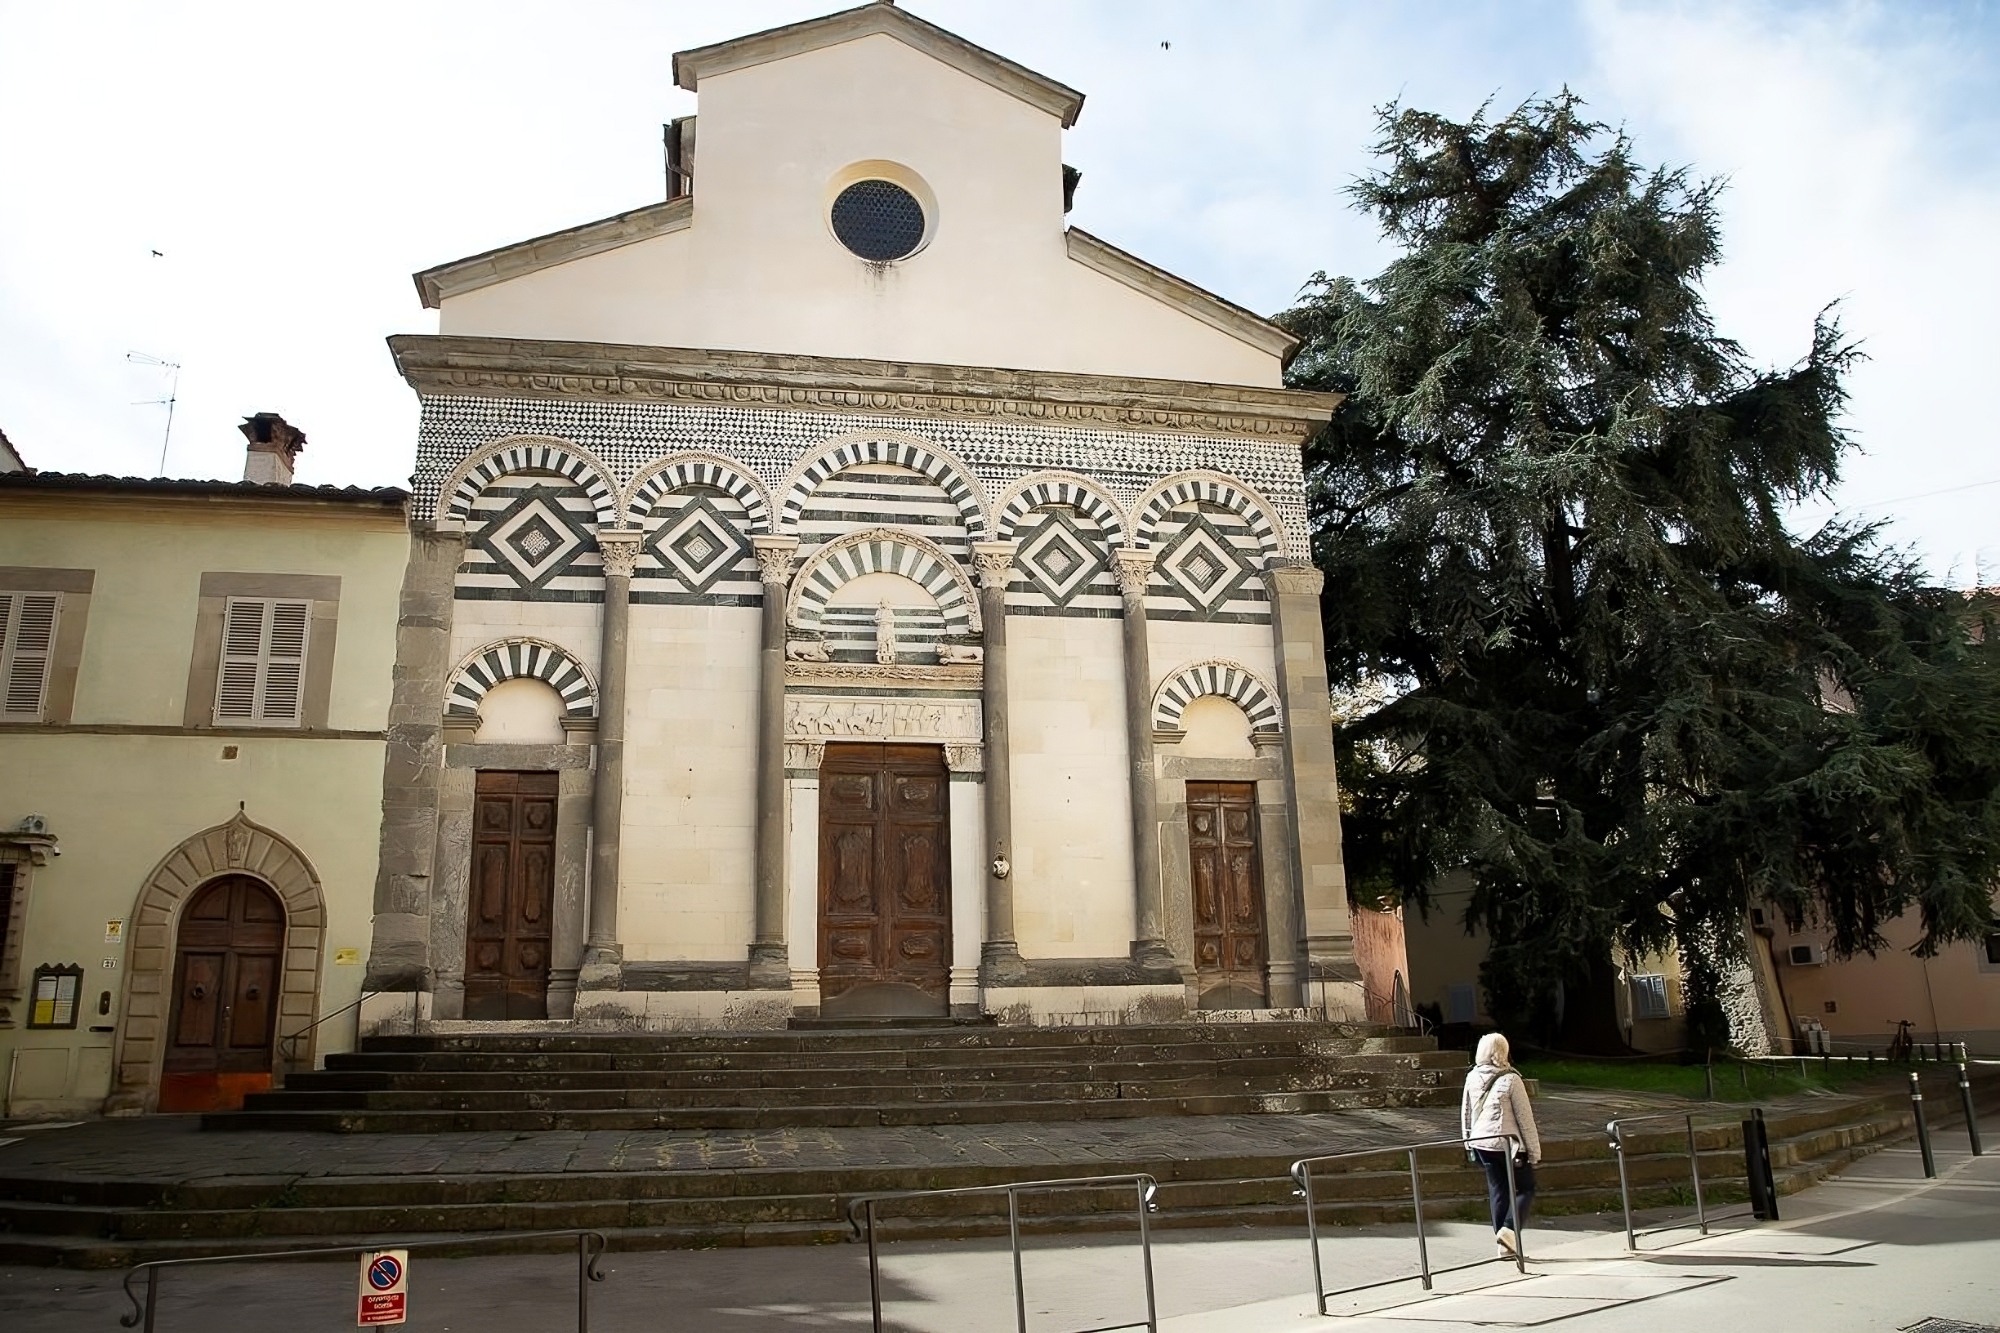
top-left (971, 541), bottom-right (1025, 985)
top-left (1115, 547), bottom-right (1174, 971)
top-left (1265, 560), bottom-right (1361, 1008)
top-left (363, 527), bottom-right (464, 999)
top-left (749, 534), bottom-right (800, 987)
top-left (580, 529), bottom-right (642, 989)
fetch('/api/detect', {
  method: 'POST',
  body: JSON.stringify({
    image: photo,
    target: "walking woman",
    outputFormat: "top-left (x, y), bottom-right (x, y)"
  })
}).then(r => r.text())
top-left (1461, 1032), bottom-right (1541, 1257)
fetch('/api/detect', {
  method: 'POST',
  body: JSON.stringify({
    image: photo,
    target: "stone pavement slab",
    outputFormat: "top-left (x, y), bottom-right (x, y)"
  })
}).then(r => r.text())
top-left (3, 1142), bottom-right (1993, 1333)
top-left (0, 1082), bottom-right (1812, 1188)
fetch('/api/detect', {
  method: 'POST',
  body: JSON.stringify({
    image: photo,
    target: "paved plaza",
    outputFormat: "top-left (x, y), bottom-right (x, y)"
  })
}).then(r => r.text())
top-left (0, 1102), bottom-right (1992, 1331)
top-left (0, 1083), bottom-right (1710, 1186)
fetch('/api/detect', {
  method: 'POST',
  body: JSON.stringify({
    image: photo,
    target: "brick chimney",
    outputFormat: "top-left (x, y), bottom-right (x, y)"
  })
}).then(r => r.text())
top-left (240, 413), bottom-right (305, 485)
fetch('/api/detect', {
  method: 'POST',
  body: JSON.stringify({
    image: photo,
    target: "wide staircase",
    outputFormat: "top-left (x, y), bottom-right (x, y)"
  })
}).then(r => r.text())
top-left (0, 1087), bottom-right (1944, 1267)
top-left (207, 1018), bottom-right (1464, 1133)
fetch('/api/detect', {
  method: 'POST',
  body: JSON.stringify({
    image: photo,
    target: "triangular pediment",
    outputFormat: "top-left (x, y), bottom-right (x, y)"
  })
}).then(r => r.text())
top-left (672, 1), bottom-right (1084, 127)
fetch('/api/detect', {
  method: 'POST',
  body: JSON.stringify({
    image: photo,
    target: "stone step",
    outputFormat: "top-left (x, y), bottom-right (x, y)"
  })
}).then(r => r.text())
top-left (206, 1085), bottom-right (1460, 1134)
top-left (286, 1053), bottom-right (1463, 1093)
top-left (257, 1065), bottom-right (1455, 1108)
top-left (321, 1037), bottom-right (1445, 1072)
top-left (0, 1138), bottom-right (1830, 1268)
top-left (352, 1023), bottom-right (1430, 1055)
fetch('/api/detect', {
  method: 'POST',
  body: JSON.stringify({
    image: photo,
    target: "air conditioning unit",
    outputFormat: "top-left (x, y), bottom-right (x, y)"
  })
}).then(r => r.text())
top-left (1787, 943), bottom-right (1827, 966)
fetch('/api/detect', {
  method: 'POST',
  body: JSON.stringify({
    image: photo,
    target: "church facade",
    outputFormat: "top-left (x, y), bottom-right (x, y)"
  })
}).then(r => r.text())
top-left (362, 2), bottom-right (1358, 1030)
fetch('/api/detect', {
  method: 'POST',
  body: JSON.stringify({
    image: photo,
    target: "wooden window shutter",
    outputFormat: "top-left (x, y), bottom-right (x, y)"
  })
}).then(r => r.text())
top-left (0, 592), bottom-right (61, 721)
top-left (216, 597), bottom-right (311, 725)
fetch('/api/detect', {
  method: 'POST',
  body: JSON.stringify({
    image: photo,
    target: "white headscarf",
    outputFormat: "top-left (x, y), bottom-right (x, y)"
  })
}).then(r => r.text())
top-left (1475, 1032), bottom-right (1512, 1068)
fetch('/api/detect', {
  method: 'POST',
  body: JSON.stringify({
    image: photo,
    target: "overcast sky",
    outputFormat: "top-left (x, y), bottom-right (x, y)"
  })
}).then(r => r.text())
top-left (1, 1), bottom-right (1995, 582)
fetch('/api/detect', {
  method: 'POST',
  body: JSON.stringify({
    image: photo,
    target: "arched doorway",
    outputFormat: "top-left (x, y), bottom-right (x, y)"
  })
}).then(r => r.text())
top-left (158, 875), bottom-right (285, 1112)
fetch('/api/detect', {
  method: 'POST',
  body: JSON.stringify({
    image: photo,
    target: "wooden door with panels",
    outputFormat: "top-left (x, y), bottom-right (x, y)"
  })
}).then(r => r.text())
top-left (817, 743), bottom-right (951, 1018)
top-left (159, 875), bottom-right (285, 1112)
top-left (464, 770), bottom-right (558, 1020)
top-left (1187, 781), bottom-right (1269, 1009)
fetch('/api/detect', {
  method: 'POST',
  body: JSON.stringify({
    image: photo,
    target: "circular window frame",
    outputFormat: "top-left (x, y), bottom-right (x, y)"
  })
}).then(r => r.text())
top-left (824, 160), bottom-right (937, 263)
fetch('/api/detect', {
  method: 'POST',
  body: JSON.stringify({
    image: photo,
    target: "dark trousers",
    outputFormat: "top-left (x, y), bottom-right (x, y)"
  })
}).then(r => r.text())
top-left (1473, 1149), bottom-right (1535, 1234)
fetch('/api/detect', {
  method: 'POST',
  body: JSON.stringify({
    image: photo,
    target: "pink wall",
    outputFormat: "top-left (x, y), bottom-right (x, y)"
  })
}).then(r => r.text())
top-left (1763, 901), bottom-right (2000, 1054)
top-left (1350, 905), bottom-right (1411, 1025)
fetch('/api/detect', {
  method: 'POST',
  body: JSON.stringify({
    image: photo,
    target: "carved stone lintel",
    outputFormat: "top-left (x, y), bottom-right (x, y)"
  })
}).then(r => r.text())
top-left (784, 741), bottom-right (828, 771)
top-left (752, 534), bottom-right (802, 586)
top-left (1265, 561), bottom-right (1325, 598)
top-left (785, 661), bottom-right (983, 687)
top-left (1112, 547), bottom-right (1158, 598)
top-left (595, 529), bottom-right (643, 579)
top-left (971, 541), bottom-right (1019, 591)
top-left (785, 696), bottom-right (982, 741)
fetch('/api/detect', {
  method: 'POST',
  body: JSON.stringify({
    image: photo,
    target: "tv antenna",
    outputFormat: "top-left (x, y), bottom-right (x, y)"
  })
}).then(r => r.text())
top-left (127, 351), bottom-right (181, 476)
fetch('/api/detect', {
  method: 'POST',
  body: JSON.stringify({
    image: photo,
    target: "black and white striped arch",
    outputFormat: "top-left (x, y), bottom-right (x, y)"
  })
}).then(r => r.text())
top-left (445, 638), bottom-right (598, 720)
top-left (1153, 659), bottom-right (1282, 733)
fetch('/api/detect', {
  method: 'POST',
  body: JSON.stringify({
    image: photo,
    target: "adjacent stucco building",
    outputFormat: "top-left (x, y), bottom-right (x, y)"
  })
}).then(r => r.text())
top-left (0, 425), bottom-right (407, 1115)
top-left (363, 2), bottom-right (1360, 1032)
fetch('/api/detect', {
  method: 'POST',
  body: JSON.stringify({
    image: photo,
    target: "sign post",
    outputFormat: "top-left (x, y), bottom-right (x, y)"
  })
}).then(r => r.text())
top-left (357, 1249), bottom-right (408, 1326)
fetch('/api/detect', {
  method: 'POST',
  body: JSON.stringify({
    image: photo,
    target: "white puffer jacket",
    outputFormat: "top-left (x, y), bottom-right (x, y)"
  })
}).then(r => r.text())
top-left (1461, 1061), bottom-right (1541, 1163)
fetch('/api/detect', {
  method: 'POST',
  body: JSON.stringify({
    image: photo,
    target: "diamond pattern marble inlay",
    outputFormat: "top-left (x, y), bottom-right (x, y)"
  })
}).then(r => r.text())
top-left (645, 492), bottom-right (753, 594)
top-left (473, 484), bottom-right (594, 591)
top-left (1155, 509), bottom-right (1258, 616)
top-left (1016, 506), bottom-right (1110, 606)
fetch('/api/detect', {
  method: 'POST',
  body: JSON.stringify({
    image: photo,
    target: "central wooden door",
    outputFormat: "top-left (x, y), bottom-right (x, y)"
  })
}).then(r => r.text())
top-left (1187, 781), bottom-right (1269, 1009)
top-left (464, 769), bottom-right (558, 1020)
top-left (818, 743), bottom-right (951, 1018)
top-left (160, 874), bottom-right (285, 1111)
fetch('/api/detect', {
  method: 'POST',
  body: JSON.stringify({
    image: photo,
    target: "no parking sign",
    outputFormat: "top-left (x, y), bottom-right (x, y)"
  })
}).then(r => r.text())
top-left (357, 1249), bottom-right (408, 1326)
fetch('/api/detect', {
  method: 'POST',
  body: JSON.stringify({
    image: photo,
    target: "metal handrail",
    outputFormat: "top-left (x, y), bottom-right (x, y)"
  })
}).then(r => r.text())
top-left (1605, 1109), bottom-right (1765, 1250)
top-left (275, 989), bottom-right (380, 1068)
top-left (118, 1229), bottom-right (608, 1332)
top-left (842, 1173), bottom-right (1160, 1333)
top-left (1290, 1133), bottom-right (1526, 1314)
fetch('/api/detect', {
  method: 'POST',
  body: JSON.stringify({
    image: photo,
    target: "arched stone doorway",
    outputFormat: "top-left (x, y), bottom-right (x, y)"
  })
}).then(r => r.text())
top-left (107, 811), bottom-right (325, 1115)
top-left (159, 876), bottom-right (285, 1112)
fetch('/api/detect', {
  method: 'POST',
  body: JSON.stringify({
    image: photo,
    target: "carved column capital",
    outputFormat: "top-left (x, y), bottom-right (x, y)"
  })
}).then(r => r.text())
top-left (1265, 560), bottom-right (1325, 598)
top-left (595, 528), bottom-right (644, 580)
top-left (1112, 547), bottom-right (1157, 598)
top-left (751, 534), bottom-right (802, 586)
top-left (970, 541), bottom-right (1018, 591)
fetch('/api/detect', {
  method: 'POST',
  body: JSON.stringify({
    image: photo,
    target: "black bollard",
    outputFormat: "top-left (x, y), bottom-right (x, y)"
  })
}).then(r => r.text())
top-left (1743, 1109), bottom-right (1780, 1221)
top-left (1958, 1055), bottom-right (1984, 1157)
top-left (1910, 1072), bottom-right (1937, 1178)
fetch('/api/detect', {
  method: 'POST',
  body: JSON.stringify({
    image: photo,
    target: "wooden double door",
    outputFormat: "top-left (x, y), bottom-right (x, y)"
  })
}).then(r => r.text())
top-left (464, 770), bottom-right (557, 1020)
top-left (161, 875), bottom-right (285, 1111)
top-left (1187, 781), bottom-right (1269, 1009)
top-left (818, 743), bottom-right (951, 1018)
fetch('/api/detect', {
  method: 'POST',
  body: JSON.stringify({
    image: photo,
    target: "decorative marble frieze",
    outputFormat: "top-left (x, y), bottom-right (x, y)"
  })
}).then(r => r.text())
top-left (784, 695), bottom-right (982, 741)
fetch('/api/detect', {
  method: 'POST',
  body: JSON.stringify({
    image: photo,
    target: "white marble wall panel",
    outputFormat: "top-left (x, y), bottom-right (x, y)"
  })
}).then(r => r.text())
top-left (1006, 615), bottom-right (1134, 956)
top-left (619, 602), bottom-right (760, 959)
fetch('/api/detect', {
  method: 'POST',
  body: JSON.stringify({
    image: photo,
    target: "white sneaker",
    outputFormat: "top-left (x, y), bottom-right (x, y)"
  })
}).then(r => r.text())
top-left (1496, 1226), bottom-right (1519, 1256)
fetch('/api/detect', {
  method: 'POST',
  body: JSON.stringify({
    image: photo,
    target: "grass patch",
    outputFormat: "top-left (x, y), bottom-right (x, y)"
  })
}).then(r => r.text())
top-left (1516, 1056), bottom-right (1886, 1102)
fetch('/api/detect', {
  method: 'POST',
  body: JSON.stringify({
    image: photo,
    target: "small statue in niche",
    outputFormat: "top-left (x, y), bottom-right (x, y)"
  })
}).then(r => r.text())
top-left (874, 602), bottom-right (897, 666)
